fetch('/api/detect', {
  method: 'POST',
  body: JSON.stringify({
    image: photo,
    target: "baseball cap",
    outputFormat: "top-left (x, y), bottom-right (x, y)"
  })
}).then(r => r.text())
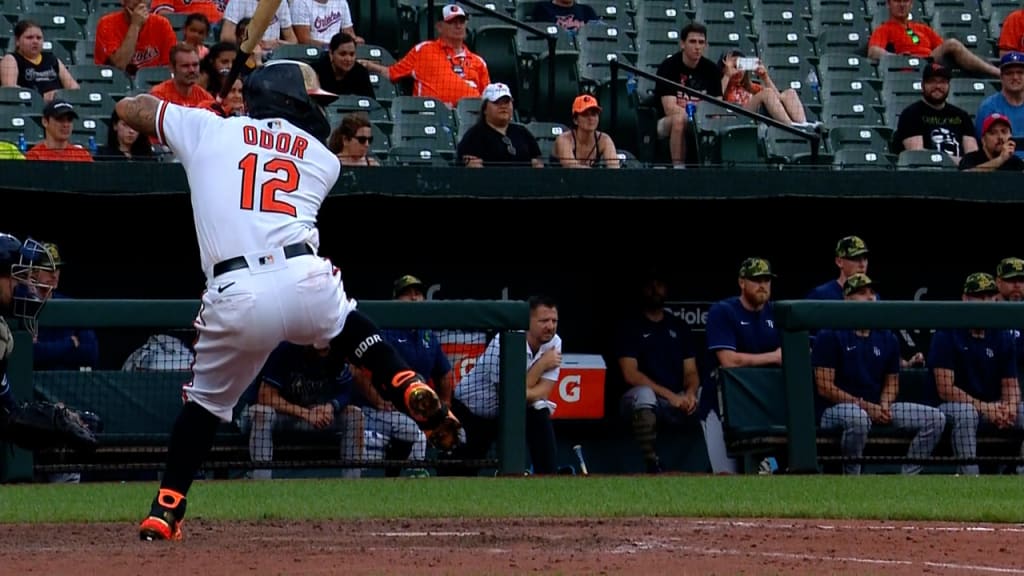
top-left (482, 82), bottom-right (513, 102)
top-left (738, 257), bottom-right (776, 279)
top-left (922, 61), bottom-right (952, 81)
top-left (41, 242), bottom-right (63, 269)
top-left (442, 4), bottom-right (468, 21)
top-left (843, 273), bottom-right (874, 296)
top-left (572, 94), bottom-right (602, 115)
top-left (982, 112), bottom-right (1012, 134)
top-left (393, 274), bottom-right (426, 297)
top-left (996, 257), bottom-right (1024, 280)
top-left (964, 272), bottom-right (999, 296)
top-left (1000, 51), bottom-right (1024, 71)
top-left (835, 235), bottom-right (869, 259)
top-left (42, 99), bottom-right (78, 119)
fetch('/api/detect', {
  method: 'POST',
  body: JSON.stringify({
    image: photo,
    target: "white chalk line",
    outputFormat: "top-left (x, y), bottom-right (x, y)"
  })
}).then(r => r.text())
top-left (369, 531), bottom-right (480, 537)
top-left (612, 540), bottom-right (1024, 574)
top-left (692, 519), bottom-right (1024, 533)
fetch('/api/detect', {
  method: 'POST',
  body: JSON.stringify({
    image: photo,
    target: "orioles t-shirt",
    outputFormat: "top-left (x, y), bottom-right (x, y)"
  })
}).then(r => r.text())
top-left (654, 52), bottom-right (722, 114)
top-left (94, 12), bottom-right (177, 74)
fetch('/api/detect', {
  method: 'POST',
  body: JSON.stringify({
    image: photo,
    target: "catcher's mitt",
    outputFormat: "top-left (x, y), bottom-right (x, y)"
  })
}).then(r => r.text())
top-left (0, 401), bottom-right (99, 451)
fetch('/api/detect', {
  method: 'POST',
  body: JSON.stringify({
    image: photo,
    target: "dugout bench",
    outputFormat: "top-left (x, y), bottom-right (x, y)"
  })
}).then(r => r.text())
top-left (717, 367), bottom-right (1024, 474)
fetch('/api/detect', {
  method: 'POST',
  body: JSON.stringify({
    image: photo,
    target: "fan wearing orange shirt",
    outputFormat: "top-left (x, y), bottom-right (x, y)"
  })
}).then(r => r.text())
top-left (867, 0), bottom-right (998, 77)
top-left (94, 0), bottom-right (178, 75)
top-left (149, 43), bottom-right (214, 107)
top-left (358, 4), bottom-right (488, 107)
top-left (25, 100), bottom-right (94, 163)
top-left (151, 0), bottom-right (223, 25)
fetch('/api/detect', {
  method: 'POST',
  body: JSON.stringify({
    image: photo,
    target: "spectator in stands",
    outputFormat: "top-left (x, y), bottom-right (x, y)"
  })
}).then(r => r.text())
top-left (219, 71), bottom-right (245, 116)
top-left (328, 112), bottom-right (379, 167)
top-left (220, 0), bottom-right (296, 50)
top-left (976, 53), bottom-right (1024, 159)
top-left (30, 242), bottom-right (99, 371)
top-left (358, 5), bottom-right (489, 108)
top-left (25, 100), bottom-right (93, 163)
top-left (152, 0), bottom-right (223, 27)
top-left (349, 274), bottom-right (448, 477)
top-left (238, 342), bottom-right (365, 480)
top-left (198, 42), bottom-right (237, 94)
top-left (292, 0), bottom-right (363, 47)
top-left (654, 22), bottom-right (721, 169)
top-left (0, 142), bottom-right (25, 160)
top-left (442, 295), bottom-right (561, 476)
top-left (930, 272), bottom-right (1024, 476)
top-left (999, 8), bottom-right (1024, 56)
top-left (181, 13), bottom-right (211, 60)
top-left (615, 270), bottom-right (699, 474)
top-left (313, 32), bottom-right (374, 98)
top-left (718, 50), bottom-right (809, 128)
top-left (867, 0), bottom-right (999, 77)
top-left (0, 20), bottom-right (79, 102)
top-left (96, 108), bottom-right (155, 161)
top-left (531, 0), bottom-right (598, 33)
top-left (552, 94), bottom-right (620, 168)
top-left (959, 113), bottom-right (1024, 171)
top-left (94, 0), bottom-right (179, 75)
top-left (891, 62), bottom-right (977, 163)
top-left (457, 82), bottom-right (543, 168)
top-left (149, 43), bottom-right (214, 107)
top-left (812, 273), bottom-right (946, 475)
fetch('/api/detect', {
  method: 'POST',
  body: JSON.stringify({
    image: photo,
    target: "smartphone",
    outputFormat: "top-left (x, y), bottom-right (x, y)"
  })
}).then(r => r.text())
top-left (737, 57), bottom-right (759, 71)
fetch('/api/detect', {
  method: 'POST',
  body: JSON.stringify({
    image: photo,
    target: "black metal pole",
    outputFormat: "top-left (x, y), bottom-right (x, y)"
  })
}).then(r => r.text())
top-left (609, 57), bottom-right (619, 136)
top-left (428, 0), bottom-right (435, 40)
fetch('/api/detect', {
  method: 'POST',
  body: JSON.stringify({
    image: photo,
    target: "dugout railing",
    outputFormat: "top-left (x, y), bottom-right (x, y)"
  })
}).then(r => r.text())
top-left (763, 300), bottom-right (1024, 474)
top-left (0, 299), bottom-right (528, 483)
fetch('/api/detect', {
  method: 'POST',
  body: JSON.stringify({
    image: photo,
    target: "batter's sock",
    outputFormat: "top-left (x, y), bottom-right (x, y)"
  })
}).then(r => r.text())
top-left (333, 310), bottom-right (411, 391)
top-left (158, 401), bottom-right (221, 501)
top-left (631, 408), bottom-right (659, 466)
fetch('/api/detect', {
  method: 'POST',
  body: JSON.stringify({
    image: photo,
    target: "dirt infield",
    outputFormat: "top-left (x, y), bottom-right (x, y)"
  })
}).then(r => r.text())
top-left (2, 517), bottom-right (1023, 575)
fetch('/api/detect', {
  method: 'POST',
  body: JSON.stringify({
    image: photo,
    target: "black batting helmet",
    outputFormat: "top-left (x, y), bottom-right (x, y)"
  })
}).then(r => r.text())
top-left (244, 60), bottom-right (338, 143)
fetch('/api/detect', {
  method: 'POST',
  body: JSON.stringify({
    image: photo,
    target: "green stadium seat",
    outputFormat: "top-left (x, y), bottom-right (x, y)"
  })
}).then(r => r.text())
top-left (50, 87), bottom-right (116, 119)
top-left (68, 63), bottom-right (133, 96)
top-left (387, 144), bottom-right (451, 167)
top-left (832, 148), bottom-right (894, 169)
top-left (828, 125), bottom-right (890, 153)
top-left (268, 44), bottom-right (323, 65)
top-left (896, 149), bottom-right (959, 170)
top-left (0, 110), bottom-right (43, 144)
top-left (0, 86), bottom-right (43, 111)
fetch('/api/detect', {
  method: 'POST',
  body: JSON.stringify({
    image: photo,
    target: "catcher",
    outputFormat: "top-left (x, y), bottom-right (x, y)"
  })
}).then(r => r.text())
top-left (0, 233), bottom-right (98, 453)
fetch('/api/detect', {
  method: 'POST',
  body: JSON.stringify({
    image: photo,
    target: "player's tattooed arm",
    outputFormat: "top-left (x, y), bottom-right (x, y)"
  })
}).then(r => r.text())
top-left (114, 94), bottom-right (161, 137)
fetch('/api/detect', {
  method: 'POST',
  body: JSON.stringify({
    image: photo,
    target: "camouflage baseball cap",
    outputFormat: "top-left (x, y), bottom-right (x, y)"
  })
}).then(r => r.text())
top-left (843, 273), bottom-right (874, 296)
top-left (393, 274), bottom-right (426, 297)
top-left (996, 257), bottom-right (1024, 280)
top-left (739, 257), bottom-right (776, 279)
top-left (835, 235), bottom-right (869, 259)
top-left (964, 272), bottom-right (998, 295)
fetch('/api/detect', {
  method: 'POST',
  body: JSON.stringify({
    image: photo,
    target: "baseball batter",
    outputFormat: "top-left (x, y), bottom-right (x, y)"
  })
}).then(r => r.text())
top-left (115, 60), bottom-right (461, 542)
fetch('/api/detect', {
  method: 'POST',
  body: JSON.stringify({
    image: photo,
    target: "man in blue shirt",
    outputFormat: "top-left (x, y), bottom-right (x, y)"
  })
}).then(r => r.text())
top-left (930, 272), bottom-right (1024, 475)
top-left (704, 257), bottom-right (781, 474)
top-left (239, 341), bottom-right (365, 479)
top-left (812, 274), bottom-right (945, 475)
top-left (806, 236), bottom-right (870, 301)
top-left (975, 52), bottom-right (1024, 160)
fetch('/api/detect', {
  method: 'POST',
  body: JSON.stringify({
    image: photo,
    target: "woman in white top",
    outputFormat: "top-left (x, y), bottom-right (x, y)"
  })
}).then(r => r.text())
top-left (328, 112), bottom-right (379, 167)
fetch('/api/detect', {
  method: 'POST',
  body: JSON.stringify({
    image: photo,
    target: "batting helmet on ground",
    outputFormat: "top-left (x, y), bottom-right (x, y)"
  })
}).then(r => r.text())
top-left (244, 60), bottom-right (338, 143)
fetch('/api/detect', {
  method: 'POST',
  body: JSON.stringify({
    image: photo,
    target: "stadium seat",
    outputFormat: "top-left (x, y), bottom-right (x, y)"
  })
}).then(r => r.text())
top-left (0, 86), bottom-right (43, 111)
top-left (329, 94), bottom-right (390, 123)
top-left (67, 64), bottom-right (132, 96)
top-left (828, 125), bottom-right (890, 153)
top-left (896, 149), bottom-right (960, 170)
top-left (0, 110), bottom-right (43, 144)
top-left (50, 88), bottom-right (115, 119)
top-left (268, 44), bottom-right (323, 65)
top-left (387, 145), bottom-right (451, 167)
top-left (832, 148), bottom-right (894, 169)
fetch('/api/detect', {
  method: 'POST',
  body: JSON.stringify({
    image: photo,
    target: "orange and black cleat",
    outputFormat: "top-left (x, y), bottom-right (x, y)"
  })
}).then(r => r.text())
top-left (392, 371), bottom-right (462, 451)
top-left (139, 489), bottom-right (186, 541)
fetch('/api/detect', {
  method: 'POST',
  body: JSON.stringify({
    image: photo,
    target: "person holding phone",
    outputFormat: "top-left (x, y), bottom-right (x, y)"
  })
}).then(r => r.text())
top-left (719, 50), bottom-right (811, 128)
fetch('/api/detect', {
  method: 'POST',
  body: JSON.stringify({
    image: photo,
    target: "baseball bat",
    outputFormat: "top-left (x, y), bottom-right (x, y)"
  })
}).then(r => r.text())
top-left (218, 0), bottom-right (283, 101)
top-left (572, 445), bottom-right (589, 476)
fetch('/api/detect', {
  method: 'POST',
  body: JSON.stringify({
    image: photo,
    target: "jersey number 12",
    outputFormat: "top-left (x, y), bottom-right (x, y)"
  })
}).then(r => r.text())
top-left (237, 153), bottom-right (299, 216)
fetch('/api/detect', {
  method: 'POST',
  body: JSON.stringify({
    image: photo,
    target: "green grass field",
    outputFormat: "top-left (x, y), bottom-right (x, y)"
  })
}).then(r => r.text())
top-left (2, 476), bottom-right (1022, 524)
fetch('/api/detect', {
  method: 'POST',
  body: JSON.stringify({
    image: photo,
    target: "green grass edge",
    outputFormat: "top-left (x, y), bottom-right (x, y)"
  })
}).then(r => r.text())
top-left (3, 476), bottom-right (1023, 524)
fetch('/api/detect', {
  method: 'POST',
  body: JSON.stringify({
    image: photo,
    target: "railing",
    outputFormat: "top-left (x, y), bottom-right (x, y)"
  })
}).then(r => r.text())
top-left (608, 58), bottom-right (821, 163)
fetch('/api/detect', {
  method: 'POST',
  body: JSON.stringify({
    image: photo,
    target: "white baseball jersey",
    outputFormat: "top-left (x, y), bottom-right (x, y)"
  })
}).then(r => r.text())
top-left (455, 333), bottom-right (562, 419)
top-left (291, 0), bottom-right (354, 45)
top-left (223, 0), bottom-right (293, 42)
top-left (156, 101), bottom-right (340, 278)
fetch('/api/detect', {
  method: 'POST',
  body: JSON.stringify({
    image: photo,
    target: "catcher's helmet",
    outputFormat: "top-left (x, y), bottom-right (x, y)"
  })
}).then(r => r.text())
top-left (0, 233), bottom-right (57, 333)
top-left (244, 60), bottom-right (338, 143)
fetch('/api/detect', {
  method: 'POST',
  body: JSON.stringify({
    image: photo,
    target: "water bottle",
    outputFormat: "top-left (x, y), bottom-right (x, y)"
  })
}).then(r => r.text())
top-left (806, 68), bottom-right (820, 100)
top-left (626, 73), bottom-right (637, 96)
top-left (87, 136), bottom-right (97, 155)
top-left (685, 101), bottom-right (696, 123)
top-left (17, 132), bottom-right (26, 153)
